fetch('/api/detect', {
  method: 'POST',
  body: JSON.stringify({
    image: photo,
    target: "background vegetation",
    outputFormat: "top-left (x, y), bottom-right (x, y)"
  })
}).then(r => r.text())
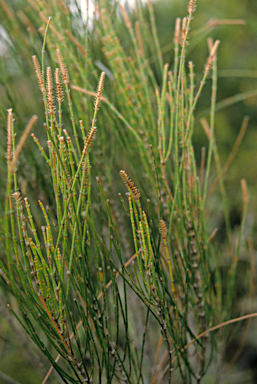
top-left (0, 0), bottom-right (257, 383)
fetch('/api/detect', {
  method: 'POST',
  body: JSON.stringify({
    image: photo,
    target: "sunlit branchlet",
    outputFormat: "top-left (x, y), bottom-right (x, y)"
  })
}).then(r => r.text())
top-left (17, 10), bottom-right (37, 35)
top-left (120, 4), bottom-right (132, 29)
top-left (174, 18), bottom-right (181, 46)
top-left (65, 29), bottom-right (87, 56)
top-left (205, 40), bottom-right (220, 74)
top-left (40, 12), bottom-right (63, 42)
top-left (120, 170), bottom-right (141, 200)
top-left (241, 178), bottom-right (248, 206)
top-left (181, 17), bottom-right (187, 45)
top-left (206, 18), bottom-right (246, 29)
top-left (0, 0), bottom-right (14, 20)
top-left (135, 21), bottom-right (144, 56)
top-left (160, 219), bottom-right (176, 298)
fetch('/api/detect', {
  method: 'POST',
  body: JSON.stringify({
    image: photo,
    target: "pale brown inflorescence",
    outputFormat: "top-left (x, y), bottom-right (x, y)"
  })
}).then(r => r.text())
top-left (120, 170), bottom-right (141, 200)
top-left (55, 68), bottom-right (63, 104)
top-left (159, 219), bottom-right (167, 240)
top-left (205, 40), bottom-right (220, 74)
top-left (174, 18), bottom-right (181, 46)
top-left (82, 126), bottom-right (97, 157)
top-left (94, 72), bottom-right (105, 112)
top-left (7, 108), bottom-right (13, 164)
top-left (187, 0), bottom-right (196, 15)
top-left (47, 67), bottom-right (55, 118)
top-left (32, 55), bottom-right (46, 95)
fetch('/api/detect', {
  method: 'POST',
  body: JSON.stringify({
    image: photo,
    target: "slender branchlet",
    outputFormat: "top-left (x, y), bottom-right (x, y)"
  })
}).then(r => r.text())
top-left (9, 115), bottom-right (38, 173)
top-left (56, 49), bottom-right (69, 85)
top-left (0, 0), bottom-right (14, 20)
top-left (120, 4), bottom-right (132, 29)
top-left (27, 0), bottom-right (40, 12)
top-left (160, 219), bottom-right (176, 299)
top-left (47, 67), bottom-right (55, 118)
top-left (7, 108), bottom-right (13, 165)
top-left (94, 72), bottom-right (105, 113)
top-left (135, 21), bottom-right (144, 56)
top-left (58, 136), bottom-right (71, 189)
top-left (207, 228), bottom-right (218, 244)
top-left (40, 12), bottom-right (64, 42)
top-left (0, 269), bottom-right (11, 286)
top-left (181, 17), bottom-right (187, 45)
top-left (65, 30), bottom-right (87, 56)
top-left (241, 178), bottom-right (248, 206)
top-left (79, 120), bottom-right (85, 138)
top-left (83, 157), bottom-right (89, 188)
top-left (55, 68), bottom-right (63, 104)
top-left (174, 18), bottom-right (181, 46)
top-left (32, 55), bottom-right (45, 94)
top-left (207, 37), bottom-right (214, 55)
top-left (205, 40), bottom-right (220, 75)
top-left (71, 84), bottom-right (108, 103)
top-left (17, 10), bottom-right (37, 35)
top-left (206, 18), bottom-right (246, 29)
top-left (56, 0), bottom-right (70, 15)
top-left (120, 170), bottom-right (141, 200)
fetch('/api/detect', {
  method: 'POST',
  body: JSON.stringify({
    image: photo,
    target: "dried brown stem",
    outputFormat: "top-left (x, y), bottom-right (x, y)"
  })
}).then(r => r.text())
top-left (9, 115), bottom-right (38, 173)
top-left (71, 84), bottom-right (108, 103)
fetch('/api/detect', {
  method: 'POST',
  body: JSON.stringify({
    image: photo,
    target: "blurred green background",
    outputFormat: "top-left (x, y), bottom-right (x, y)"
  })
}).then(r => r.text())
top-left (0, 0), bottom-right (257, 383)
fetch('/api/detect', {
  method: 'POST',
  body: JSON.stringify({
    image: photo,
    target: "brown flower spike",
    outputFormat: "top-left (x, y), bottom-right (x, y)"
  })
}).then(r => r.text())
top-left (94, 72), bottom-right (105, 112)
top-left (120, 170), bottom-right (141, 200)
top-left (32, 55), bottom-right (45, 95)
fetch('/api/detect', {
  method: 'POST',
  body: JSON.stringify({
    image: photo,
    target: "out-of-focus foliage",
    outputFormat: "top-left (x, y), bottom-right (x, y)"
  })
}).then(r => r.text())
top-left (148, 0), bottom-right (257, 226)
